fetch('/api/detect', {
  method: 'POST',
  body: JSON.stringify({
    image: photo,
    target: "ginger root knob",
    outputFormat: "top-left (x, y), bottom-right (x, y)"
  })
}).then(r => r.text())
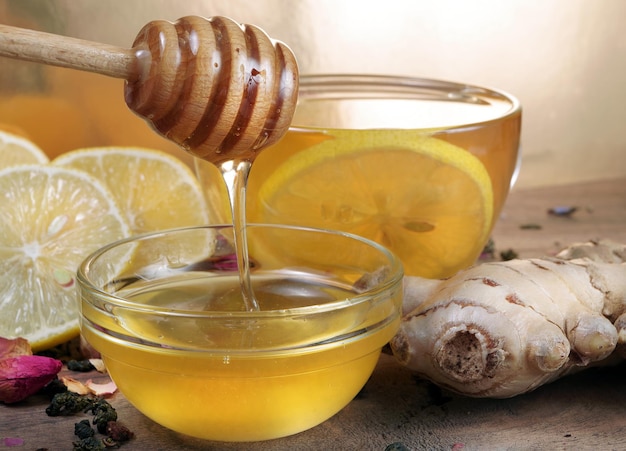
top-left (391, 239), bottom-right (626, 398)
top-left (434, 328), bottom-right (505, 382)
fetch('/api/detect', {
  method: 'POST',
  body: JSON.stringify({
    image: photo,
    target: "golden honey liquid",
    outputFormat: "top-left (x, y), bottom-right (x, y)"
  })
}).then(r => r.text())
top-left (81, 271), bottom-right (400, 441)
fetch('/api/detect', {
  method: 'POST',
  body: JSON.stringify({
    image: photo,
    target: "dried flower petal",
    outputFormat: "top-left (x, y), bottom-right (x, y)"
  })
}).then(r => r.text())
top-left (0, 337), bottom-right (32, 358)
top-left (89, 359), bottom-right (107, 373)
top-left (62, 376), bottom-right (92, 395)
top-left (62, 376), bottom-right (117, 397)
top-left (85, 379), bottom-right (117, 397)
top-left (2, 437), bottom-right (25, 447)
top-left (548, 205), bottom-right (578, 217)
top-left (0, 355), bottom-right (63, 403)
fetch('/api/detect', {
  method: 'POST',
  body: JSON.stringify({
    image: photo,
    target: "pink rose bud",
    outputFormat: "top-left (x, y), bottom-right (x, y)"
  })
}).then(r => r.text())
top-left (0, 355), bottom-right (63, 403)
top-left (0, 337), bottom-right (32, 359)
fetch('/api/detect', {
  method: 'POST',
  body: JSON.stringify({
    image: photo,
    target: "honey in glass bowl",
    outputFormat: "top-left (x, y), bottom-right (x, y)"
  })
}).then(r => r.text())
top-left (78, 224), bottom-right (403, 441)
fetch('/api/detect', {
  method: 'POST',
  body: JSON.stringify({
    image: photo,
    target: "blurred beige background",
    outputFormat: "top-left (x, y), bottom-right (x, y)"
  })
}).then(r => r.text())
top-left (1, 0), bottom-right (625, 189)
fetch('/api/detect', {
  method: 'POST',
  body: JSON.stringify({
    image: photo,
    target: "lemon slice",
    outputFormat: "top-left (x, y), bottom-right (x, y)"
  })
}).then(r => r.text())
top-left (0, 129), bottom-right (49, 169)
top-left (54, 147), bottom-right (216, 272)
top-left (53, 147), bottom-right (210, 234)
top-left (0, 165), bottom-right (131, 351)
top-left (256, 131), bottom-right (494, 278)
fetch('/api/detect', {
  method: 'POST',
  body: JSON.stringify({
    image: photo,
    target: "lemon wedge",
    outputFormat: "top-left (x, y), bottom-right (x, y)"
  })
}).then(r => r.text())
top-left (0, 165), bottom-right (130, 351)
top-left (256, 130), bottom-right (494, 278)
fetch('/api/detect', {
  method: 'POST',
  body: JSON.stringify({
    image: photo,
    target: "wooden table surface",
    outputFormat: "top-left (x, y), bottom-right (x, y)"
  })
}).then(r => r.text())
top-left (2, 177), bottom-right (626, 451)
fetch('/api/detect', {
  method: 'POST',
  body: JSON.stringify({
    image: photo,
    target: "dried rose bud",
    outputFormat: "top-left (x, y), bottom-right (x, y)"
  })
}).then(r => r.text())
top-left (0, 355), bottom-right (63, 403)
top-left (0, 337), bottom-right (32, 359)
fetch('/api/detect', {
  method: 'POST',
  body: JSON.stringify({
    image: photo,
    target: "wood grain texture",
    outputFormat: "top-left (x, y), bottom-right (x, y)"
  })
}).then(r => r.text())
top-left (2, 177), bottom-right (625, 450)
top-left (491, 176), bottom-right (626, 258)
top-left (0, 24), bottom-right (135, 78)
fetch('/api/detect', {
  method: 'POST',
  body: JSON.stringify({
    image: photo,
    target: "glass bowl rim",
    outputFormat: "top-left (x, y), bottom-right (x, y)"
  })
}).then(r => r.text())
top-left (77, 223), bottom-right (404, 320)
top-left (296, 73), bottom-right (521, 128)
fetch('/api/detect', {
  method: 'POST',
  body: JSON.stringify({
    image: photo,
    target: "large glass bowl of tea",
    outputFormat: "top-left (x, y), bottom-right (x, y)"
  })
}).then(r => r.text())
top-left (77, 224), bottom-right (403, 442)
top-left (197, 74), bottom-right (522, 279)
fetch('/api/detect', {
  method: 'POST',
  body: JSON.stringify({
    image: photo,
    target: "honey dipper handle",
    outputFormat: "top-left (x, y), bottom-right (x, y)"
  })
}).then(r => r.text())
top-left (0, 24), bottom-right (136, 79)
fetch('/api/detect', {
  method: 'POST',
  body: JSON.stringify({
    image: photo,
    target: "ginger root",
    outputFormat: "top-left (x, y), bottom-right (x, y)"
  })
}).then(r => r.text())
top-left (390, 239), bottom-right (626, 398)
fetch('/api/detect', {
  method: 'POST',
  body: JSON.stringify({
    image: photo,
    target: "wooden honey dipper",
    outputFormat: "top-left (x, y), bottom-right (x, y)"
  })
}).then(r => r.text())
top-left (0, 15), bottom-right (299, 164)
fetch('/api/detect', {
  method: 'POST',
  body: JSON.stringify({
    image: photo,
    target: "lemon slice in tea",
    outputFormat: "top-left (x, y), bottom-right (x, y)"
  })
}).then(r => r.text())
top-left (256, 130), bottom-right (494, 278)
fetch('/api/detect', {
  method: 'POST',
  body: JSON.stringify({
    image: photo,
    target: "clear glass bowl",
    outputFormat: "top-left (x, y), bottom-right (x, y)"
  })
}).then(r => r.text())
top-left (78, 224), bottom-right (403, 442)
